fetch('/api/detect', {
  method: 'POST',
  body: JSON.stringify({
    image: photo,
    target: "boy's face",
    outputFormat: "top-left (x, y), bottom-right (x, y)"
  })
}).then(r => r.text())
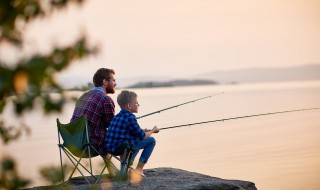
top-left (128, 97), bottom-right (139, 113)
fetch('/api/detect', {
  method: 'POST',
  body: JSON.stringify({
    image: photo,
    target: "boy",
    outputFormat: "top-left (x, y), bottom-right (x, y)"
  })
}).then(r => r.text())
top-left (105, 90), bottom-right (159, 179)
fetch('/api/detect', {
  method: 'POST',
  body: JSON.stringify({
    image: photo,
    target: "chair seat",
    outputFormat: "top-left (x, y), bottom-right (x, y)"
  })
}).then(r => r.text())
top-left (112, 142), bottom-right (133, 156)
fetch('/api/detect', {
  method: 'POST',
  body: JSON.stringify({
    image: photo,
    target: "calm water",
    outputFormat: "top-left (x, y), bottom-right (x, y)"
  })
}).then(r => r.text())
top-left (2, 80), bottom-right (320, 190)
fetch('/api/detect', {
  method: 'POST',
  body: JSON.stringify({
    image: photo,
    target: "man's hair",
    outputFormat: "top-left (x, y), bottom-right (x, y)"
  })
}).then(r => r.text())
top-left (93, 68), bottom-right (115, 87)
top-left (117, 90), bottom-right (138, 109)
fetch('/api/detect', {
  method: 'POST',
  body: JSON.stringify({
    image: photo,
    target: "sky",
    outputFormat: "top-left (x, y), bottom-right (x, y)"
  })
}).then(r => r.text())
top-left (3, 0), bottom-right (320, 87)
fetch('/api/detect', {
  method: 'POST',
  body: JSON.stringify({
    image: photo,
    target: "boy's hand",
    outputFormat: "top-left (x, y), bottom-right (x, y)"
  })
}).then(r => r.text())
top-left (152, 126), bottom-right (160, 133)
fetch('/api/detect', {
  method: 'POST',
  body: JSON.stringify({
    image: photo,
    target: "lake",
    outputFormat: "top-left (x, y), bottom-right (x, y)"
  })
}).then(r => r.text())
top-left (1, 80), bottom-right (320, 190)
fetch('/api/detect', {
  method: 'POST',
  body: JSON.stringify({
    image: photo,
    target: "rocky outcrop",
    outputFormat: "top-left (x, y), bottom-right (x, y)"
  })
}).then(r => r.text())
top-left (30, 167), bottom-right (257, 190)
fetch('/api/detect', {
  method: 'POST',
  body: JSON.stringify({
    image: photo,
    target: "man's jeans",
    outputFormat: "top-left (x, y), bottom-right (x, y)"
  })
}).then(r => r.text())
top-left (131, 137), bottom-right (156, 163)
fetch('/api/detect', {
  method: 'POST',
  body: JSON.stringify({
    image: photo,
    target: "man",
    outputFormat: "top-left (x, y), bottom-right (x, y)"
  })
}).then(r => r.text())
top-left (71, 68), bottom-right (117, 157)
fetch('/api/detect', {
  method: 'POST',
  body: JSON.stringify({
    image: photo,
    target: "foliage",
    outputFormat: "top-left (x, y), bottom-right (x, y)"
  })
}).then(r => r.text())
top-left (39, 164), bottom-right (71, 185)
top-left (0, 120), bottom-right (30, 144)
top-left (0, 156), bottom-right (30, 189)
top-left (0, 0), bottom-right (97, 189)
top-left (0, 0), bottom-right (97, 142)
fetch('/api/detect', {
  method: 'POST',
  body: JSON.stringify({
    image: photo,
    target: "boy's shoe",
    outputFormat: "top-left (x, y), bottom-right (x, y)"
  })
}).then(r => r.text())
top-left (129, 169), bottom-right (144, 186)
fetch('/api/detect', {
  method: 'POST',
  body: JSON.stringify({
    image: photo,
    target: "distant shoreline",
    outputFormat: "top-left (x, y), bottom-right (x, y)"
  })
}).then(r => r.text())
top-left (58, 64), bottom-right (320, 89)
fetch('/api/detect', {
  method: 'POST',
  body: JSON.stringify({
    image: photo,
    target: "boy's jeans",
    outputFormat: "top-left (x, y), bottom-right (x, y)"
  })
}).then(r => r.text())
top-left (131, 137), bottom-right (156, 163)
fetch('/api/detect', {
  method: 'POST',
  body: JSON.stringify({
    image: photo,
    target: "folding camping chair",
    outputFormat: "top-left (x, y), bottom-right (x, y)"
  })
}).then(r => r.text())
top-left (56, 116), bottom-right (133, 184)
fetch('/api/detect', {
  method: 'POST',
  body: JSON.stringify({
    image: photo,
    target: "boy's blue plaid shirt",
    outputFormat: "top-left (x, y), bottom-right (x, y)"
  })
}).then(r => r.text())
top-left (105, 109), bottom-right (146, 153)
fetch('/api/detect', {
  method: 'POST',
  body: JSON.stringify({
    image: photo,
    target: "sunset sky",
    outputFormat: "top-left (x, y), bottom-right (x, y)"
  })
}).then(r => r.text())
top-left (4, 0), bottom-right (320, 86)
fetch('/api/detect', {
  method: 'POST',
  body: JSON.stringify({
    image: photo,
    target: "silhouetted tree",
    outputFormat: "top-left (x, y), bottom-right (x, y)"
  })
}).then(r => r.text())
top-left (0, 0), bottom-right (97, 188)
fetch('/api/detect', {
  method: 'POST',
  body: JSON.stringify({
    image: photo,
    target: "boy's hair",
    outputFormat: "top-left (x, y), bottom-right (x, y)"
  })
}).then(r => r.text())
top-left (117, 90), bottom-right (138, 109)
top-left (93, 68), bottom-right (115, 87)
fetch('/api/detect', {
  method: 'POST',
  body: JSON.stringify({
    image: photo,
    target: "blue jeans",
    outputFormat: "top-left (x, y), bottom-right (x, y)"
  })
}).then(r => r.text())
top-left (131, 137), bottom-right (156, 164)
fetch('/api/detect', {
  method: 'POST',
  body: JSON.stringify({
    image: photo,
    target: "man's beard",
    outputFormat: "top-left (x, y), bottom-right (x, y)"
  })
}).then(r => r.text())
top-left (105, 85), bottom-right (115, 94)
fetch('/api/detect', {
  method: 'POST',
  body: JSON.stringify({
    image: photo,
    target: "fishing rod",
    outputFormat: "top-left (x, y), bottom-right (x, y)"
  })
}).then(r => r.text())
top-left (160, 107), bottom-right (320, 131)
top-left (136, 92), bottom-right (224, 119)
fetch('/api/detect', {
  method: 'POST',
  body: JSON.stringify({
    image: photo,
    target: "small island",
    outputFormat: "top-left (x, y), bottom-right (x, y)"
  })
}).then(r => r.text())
top-left (126, 79), bottom-right (218, 88)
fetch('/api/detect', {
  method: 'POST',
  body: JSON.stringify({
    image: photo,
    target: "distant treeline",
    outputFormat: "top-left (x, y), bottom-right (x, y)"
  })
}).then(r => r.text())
top-left (66, 83), bottom-right (94, 91)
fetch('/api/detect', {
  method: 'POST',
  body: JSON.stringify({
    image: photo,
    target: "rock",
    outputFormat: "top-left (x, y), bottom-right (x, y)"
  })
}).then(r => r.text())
top-left (29, 167), bottom-right (257, 190)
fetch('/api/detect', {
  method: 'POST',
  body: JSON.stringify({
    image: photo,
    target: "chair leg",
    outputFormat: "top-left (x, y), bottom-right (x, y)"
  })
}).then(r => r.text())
top-left (62, 148), bottom-right (91, 184)
top-left (64, 150), bottom-right (94, 176)
top-left (58, 145), bottom-right (65, 182)
top-left (119, 149), bottom-right (133, 181)
top-left (95, 158), bottom-right (119, 184)
top-left (88, 147), bottom-right (93, 177)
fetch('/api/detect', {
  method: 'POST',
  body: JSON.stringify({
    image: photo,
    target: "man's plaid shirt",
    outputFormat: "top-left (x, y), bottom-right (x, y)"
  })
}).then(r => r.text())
top-left (71, 87), bottom-right (115, 156)
top-left (105, 109), bottom-right (146, 153)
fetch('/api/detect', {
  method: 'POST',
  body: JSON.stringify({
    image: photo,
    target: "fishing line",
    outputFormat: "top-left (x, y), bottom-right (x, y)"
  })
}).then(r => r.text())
top-left (160, 107), bottom-right (320, 131)
top-left (136, 92), bottom-right (224, 119)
